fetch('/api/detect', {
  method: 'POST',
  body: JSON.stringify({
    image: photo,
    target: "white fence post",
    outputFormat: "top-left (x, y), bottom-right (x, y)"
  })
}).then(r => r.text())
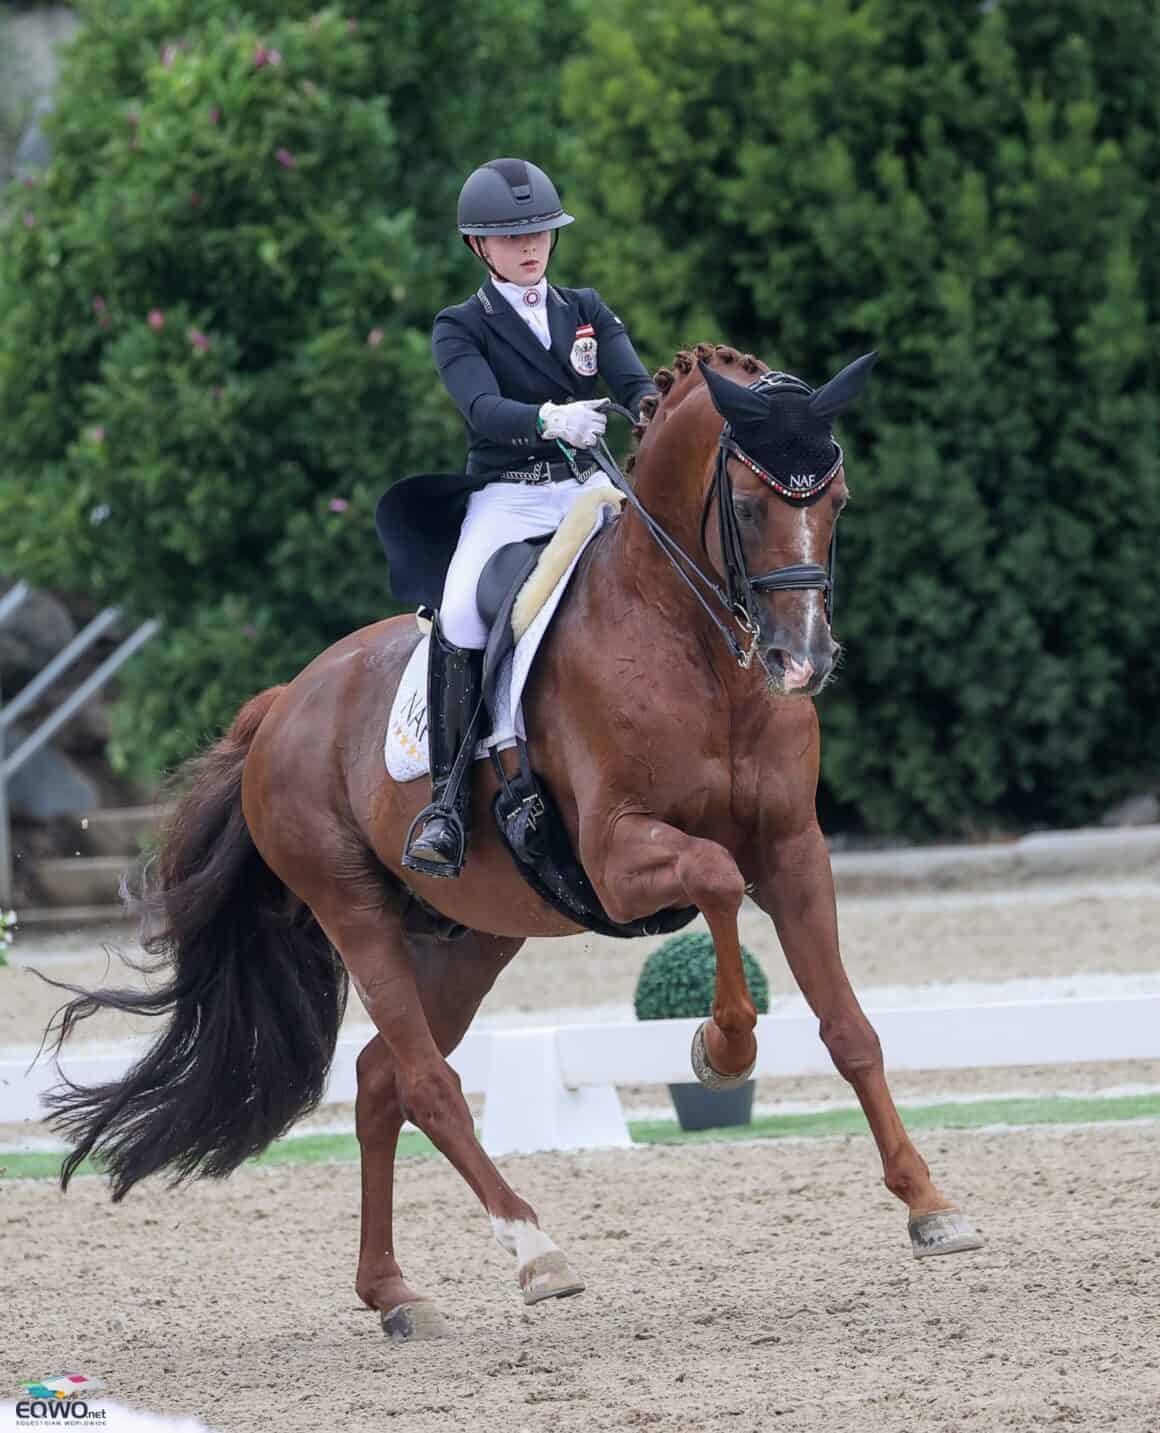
top-left (480, 1027), bottom-right (631, 1156)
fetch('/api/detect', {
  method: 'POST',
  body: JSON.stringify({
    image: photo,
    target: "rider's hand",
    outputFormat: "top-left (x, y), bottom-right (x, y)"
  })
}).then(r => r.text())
top-left (538, 399), bottom-right (609, 448)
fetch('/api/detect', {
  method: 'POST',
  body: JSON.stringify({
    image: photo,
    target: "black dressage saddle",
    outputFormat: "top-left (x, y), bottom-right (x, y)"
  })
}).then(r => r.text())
top-left (475, 535), bottom-right (550, 730)
top-left (464, 534), bottom-right (697, 941)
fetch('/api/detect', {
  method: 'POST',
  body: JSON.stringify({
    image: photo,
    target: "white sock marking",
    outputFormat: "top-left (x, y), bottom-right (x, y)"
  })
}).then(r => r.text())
top-left (490, 1216), bottom-right (560, 1267)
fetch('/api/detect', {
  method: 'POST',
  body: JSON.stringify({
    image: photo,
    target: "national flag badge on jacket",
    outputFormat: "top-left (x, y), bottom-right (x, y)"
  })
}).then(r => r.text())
top-left (570, 323), bottom-right (598, 376)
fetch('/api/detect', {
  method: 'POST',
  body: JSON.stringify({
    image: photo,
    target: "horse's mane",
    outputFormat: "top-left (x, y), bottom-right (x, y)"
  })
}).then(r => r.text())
top-left (625, 342), bottom-right (767, 475)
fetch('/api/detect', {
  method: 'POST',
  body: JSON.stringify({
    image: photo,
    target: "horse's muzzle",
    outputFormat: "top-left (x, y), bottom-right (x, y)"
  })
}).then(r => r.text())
top-left (764, 643), bottom-right (836, 696)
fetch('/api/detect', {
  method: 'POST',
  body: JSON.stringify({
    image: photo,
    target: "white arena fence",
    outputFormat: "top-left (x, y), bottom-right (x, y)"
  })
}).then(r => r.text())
top-left (2, 995), bottom-right (1158, 1156)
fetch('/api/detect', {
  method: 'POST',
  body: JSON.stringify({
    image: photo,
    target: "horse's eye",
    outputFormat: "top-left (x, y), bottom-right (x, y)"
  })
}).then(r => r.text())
top-left (734, 500), bottom-right (760, 525)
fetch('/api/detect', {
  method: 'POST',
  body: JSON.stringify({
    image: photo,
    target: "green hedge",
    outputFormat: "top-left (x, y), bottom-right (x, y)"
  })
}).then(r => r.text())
top-left (1, 0), bottom-right (1157, 832)
top-left (0, 0), bottom-right (577, 773)
top-left (563, 0), bottom-right (1160, 834)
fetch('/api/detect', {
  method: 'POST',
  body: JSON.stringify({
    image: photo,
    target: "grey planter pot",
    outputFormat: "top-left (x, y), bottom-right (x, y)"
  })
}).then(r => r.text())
top-left (667, 1079), bottom-right (755, 1132)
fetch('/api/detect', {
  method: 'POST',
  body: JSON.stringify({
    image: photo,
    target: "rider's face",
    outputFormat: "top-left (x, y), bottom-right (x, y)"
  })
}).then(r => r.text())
top-left (476, 230), bottom-right (552, 285)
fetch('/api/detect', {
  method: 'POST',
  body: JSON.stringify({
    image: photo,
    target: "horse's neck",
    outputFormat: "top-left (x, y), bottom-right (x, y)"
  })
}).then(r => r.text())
top-left (618, 407), bottom-right (718, 573)
top-left (557, 414), bottom-right (738, 712)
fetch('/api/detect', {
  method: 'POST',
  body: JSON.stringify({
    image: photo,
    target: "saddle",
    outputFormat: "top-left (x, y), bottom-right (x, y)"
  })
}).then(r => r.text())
top-left (476, 535), bottom-right (550, 733)
top-left (470, 535), bottom-right (697, 942)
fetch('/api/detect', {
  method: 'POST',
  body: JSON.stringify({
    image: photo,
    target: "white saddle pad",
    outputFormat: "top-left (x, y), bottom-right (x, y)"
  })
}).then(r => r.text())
top-left (385, 495), bottom-right (621, 783)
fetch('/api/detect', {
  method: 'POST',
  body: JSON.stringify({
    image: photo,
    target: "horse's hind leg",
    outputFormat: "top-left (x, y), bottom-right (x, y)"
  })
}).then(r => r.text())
top-left (755, 824), bottom-right (983, 1259)
top-left (355, 930), bottom-right (520, 1340)
top-left (355, 1035), bottom-right (434, 1337)
top-left (312, 888), bottom-right (586, 1313)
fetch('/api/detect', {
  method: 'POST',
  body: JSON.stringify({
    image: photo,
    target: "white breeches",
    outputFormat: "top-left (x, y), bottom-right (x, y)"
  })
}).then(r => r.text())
top-left (439, 477), bottom-right (617, 649)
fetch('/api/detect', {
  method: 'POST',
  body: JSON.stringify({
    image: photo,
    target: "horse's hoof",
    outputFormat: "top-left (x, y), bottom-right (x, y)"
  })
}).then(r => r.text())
top-left (380, 1301), bottom-right (452, 1342)
top-left (519, 1251), bottom-right (586, 1306)
top-left (909, 1209), bottom-right (985, 1259)
top-left (690, 1020), bottom-right (756, 1091)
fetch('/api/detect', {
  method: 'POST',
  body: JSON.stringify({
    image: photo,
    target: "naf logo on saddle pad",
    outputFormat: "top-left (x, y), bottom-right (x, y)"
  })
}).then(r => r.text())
top-left (569, 323), bottom-right (598, 376)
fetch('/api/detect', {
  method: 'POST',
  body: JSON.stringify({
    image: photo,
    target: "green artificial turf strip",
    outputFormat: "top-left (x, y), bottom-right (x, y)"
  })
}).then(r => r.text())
top-left (3, 1093), bottom-right (1158, 1181)
top-left (253, 1129), bottom-right (435, 1166)
top-left (0, 1130), bottom-right (436, 1182)
top-left (627, 1091), bottom-right (1160, 1145)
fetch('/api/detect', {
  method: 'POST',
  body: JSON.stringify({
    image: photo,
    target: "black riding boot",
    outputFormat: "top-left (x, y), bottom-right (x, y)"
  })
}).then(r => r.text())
top-left (402, 618), bottom-right (484, 879)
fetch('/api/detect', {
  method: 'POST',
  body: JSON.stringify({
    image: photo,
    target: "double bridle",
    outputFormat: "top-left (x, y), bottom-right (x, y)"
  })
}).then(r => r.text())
top-left (576, 380), bottom-right (841, 671)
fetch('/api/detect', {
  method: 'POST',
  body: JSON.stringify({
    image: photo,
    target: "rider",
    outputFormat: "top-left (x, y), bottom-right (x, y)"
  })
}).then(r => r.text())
top-left (403, 157), bottom-right (657, 878)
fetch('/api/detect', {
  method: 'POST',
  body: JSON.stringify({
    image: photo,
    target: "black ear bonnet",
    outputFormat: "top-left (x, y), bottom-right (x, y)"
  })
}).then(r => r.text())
top-left (698, 354), bottom-right (877, 499)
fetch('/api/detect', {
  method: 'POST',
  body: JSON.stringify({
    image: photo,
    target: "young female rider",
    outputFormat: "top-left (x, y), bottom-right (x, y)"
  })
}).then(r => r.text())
top-left (402, 157), bottom-right (657, 877)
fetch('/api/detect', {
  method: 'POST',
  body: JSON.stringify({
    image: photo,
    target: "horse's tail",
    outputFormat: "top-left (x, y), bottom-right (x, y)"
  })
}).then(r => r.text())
top-left (43, 686), bottom-right (349, 1201)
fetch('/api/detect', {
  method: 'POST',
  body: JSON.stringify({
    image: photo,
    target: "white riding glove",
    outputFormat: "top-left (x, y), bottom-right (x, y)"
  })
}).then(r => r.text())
top-left (538, 398), bottom-right (609, 448)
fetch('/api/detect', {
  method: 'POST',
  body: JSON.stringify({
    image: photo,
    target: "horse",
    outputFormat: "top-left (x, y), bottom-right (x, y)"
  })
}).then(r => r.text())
top-left (43, 341), bottom-right (982, 1343)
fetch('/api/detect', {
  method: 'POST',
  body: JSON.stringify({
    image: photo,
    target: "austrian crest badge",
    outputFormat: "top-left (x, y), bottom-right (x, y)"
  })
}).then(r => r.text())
top-left (569, 323), bottom-right (598, 377)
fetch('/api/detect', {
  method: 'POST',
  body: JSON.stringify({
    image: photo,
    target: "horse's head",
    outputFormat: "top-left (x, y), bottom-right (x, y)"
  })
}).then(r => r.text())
top-left (695, 352), bottom-right (876, 697)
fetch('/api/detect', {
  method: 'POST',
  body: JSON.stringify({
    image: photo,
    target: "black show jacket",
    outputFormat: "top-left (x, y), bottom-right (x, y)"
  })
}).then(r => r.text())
top-left (435, 279), bottom-right (655, 480)
top-left (377, 279), bottom-right (655, 609)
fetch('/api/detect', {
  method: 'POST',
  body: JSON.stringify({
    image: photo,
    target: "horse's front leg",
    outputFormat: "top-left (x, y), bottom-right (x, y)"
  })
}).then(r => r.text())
top-left (754, 822), bottom-right (983, 1257)
top-left (586, 813), bottom-right (758, 1080)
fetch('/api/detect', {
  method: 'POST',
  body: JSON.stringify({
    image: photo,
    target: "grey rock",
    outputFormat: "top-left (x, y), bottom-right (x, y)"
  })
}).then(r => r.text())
top-left (14, 95), bottom-right (54, 173)
top-left (0, 584), bottom-right (76, 679)
top-left (51, 692), bottom-right (112, 754)
top-left (1101, 793), bottom-right (1160, 829)
top-left (5, 733), bottom-right (99, 820)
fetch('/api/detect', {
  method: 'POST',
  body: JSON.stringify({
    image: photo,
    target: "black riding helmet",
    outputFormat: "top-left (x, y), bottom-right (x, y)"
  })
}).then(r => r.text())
top-left (457, 158), bottom-right (574, 275)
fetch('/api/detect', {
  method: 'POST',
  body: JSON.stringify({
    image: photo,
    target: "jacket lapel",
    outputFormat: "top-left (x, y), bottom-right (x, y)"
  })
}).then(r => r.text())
top-left (480, 280), bottom-right (572, 390)
top-left (547, 286), bottom-right (582, 383)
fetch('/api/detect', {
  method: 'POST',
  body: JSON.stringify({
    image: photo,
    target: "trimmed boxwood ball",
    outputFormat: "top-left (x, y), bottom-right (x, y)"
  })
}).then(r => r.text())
top-left (633, 931), bottom-right (770, 1022)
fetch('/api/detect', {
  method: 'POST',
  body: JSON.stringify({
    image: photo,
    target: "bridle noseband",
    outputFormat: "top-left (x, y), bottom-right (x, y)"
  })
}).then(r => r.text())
top-left (577, 379), bottom-right (841, 671)
top-left (705, 427), bottom-right (841, 648)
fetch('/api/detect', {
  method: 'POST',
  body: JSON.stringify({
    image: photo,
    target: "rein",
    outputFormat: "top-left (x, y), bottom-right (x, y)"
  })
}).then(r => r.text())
top-left (568, 403), bottom-right (838, 671)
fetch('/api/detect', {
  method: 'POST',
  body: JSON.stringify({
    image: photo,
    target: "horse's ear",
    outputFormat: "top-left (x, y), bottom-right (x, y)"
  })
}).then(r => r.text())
top-left (698, 359), bottom-right (771, 425)
top-left (808, 352), bottom-right (878, 419)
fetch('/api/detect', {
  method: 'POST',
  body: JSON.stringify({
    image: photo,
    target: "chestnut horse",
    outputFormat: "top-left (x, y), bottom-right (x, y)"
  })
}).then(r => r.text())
top-left (45, 342), bottom-right (980, 1343)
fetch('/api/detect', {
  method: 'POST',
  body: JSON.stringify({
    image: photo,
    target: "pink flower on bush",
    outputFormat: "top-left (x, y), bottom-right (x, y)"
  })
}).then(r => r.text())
top-left (367, 327), bottom-right (384, 348)
top-left (275, 147), bottom-right (296, 169)
top-left (209, 106), bottom-right (221, 124)
top-left (268, 49), bottom-right (282, 66)
top-left (328, 497), bottom-right (350, 513)
top-left (89, 426), bottom-right (106, 445)
top-left (254, 44), bottom-right (281, 67)
top-left (23, 212), bottom-right (36, 229)
top-left (161, 44), bottom-right (177, 67)
top-left (211, 386), bottom-right (224, 401)
top-left (148, 309), bottom-right (165, 331)
top-left (189, 329), bottom-right (210, 353)
top-left (21, 176), bottom-right (37, 189)
top-left (190, 192), bottom-right (202, 208)
top-left (242, 623), bottom-right (257, 640)
top-left (92, 296), bottom-right (107, 314)
top-left (347, 18), bottom-right (358, 33)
